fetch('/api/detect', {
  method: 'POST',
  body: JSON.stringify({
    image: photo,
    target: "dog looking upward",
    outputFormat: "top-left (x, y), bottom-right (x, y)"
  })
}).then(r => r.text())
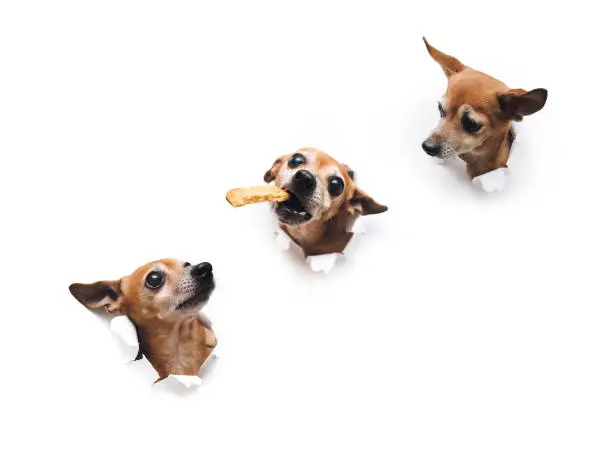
top-left (69, 259), bottom-right (217, 383)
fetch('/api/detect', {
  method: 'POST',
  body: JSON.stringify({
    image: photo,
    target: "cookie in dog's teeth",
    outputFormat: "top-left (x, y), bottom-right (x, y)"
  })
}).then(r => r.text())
top-left (262, 147), bottom-right (388, 256)
top-left (226, 185), bottom-right (289, 207)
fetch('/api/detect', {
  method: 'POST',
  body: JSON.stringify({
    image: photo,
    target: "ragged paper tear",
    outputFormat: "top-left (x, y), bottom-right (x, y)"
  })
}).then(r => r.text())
top-left (276, 220), bottom-right (367, 274)
top-left (430, 155), bottom-right (510, 192)
top-left (108, 313), bottom-right (218, 388)
top-left (472, 167), bottom-right (509, 192)
top-left (349, 216), bottom-right (367, 235)
top-left (306, 253), bottom-right (340, 274)
top-left (108, 315), bottom-right (142, 364)
top-left (110, 315), bottom-right (139, 347)
top-left (69, 258), bottom-right (219, 388)
top-left (169, 374), bottom-right (203, 388)
top-left (276, 229), bottom-right (293, 251)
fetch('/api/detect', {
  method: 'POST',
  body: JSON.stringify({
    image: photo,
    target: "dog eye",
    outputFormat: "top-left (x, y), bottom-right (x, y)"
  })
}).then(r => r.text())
top-left (328, 176), bottom-right (344, 197)
top-left (461, 113), bottom-right (481, 133)
top-left (288, 153), bottom-right (306, 168)
top-left (145, 271), bottom-right (164, 290)
top-left (438, 102), bottom-right (446, 117)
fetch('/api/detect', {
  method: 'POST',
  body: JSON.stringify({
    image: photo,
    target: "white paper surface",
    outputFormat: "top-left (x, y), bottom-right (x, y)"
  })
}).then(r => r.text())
top-left (472, 168), bottom-right (509, 192)
top-left (276, 220), bottom-right (366, 273)
top-left (109, 314), bottom-right (217, 387)
top-left (110, 315), bottom-right (139, 347)
top-left (307, 253), bottom-right (340, 274)
top-left (169, 374), bottom-right (203, 387)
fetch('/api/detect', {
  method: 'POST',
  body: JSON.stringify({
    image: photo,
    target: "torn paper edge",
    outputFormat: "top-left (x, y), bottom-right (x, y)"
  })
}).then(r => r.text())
top-left (430, 155), bottom-right (512, 192)
top-left (276, 219), bottom-right (367, 274)
top-left (472, 167), bottom-right (510, 192)
top-left (109, 313), bottom-right (218, 388)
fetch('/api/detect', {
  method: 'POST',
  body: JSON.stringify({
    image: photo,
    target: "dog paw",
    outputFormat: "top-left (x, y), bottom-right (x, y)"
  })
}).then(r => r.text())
top-left (275, 230), bottom-right (292, 251)
top-left (307, 253), bottom-right (339, 274)
top-left (170, 374), bottom-right (203, 388)
top-left (110, 315), bottom-right (139, 347)
top-left (472, 168), bottom-right (509, 192)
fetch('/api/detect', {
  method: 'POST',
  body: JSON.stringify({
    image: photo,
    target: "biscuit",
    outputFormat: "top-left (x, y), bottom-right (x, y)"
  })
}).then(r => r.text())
top-left (226, 185), bottom-right (290, 207)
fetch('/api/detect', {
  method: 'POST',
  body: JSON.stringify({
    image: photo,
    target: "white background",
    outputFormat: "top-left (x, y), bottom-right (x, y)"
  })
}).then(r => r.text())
top-left (1, 1), bottom-right (611, 459)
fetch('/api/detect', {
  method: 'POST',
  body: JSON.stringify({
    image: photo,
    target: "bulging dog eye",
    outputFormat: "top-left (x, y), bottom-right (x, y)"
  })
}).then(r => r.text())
top-left (145, 271), bottom-right (164, 290)
top-left (328, 176), bottom-right (344, 197)
top-left (288, 153), bottom-right (306, 168)
top-left (461, 113), bottom-right (481, 133)
top-left (438, 102), bottom-right (446, 117)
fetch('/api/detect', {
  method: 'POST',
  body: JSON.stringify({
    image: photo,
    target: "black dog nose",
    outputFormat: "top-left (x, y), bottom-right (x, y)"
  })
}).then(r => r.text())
top-left (293, 169), bottom-right (316, 195)
top-left (192, 262), bottom-right (213, 278)
top-left (422, 140), bottom-right (441, 156)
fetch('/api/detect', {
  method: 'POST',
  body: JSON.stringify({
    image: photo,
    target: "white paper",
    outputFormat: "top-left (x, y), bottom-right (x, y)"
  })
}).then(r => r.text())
top-left (350, 217), bottom-right (367, 235)
top-left (307, 253), bottom-right (340, 274)
top-left (276, 220), bottom-right (365, 273)
top-left (472, 168), bottom-right (509, 192)
top-left (169, 374), bottom-right (203, 387)
top-left (110, 315), bottom-right (139, 347)
top-left (275, 229), bottom-right (293, 250)
top-left (109, 314), bottom-right (217, 387)
top-left (108, 315), bottom-right (140, 363)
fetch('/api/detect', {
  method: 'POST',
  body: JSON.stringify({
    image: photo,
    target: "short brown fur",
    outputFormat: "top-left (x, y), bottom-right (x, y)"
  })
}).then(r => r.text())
top-left (69, 258), bottom-right (216, 382)
top-left (422, 38), bottom-right (547, 179)
top-left (264, 147), bottom-right (387, 256)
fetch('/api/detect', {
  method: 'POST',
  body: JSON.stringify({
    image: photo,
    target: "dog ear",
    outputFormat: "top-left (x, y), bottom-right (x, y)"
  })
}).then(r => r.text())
top-left (423, 37), bottom-right (466, 78)
top-left (497, 88), bottom-right (548, 121)
top-left (69, 280), bottom-right (124, 313)
top-left (342, 164), bottom-right (355, 181)
top-left (263, 156), bottom-right (286, 183)
top-left (349, 188), bottom-right (388, 216)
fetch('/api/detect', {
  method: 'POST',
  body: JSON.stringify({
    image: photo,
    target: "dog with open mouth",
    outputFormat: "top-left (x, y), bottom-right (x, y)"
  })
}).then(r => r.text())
top-left (69, 258), bottom-right (217, 383)
top-left (421, 38), bottom-right (548, 185)
top-left (264, 147), bottom-right (388, 257)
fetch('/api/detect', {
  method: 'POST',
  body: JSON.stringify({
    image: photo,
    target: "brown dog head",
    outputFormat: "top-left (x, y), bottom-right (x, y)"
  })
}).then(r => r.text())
top-left (421, 38), bottom-right (547, 160)
top-left (263, 147), bottom-right (387, 227)
top-left (69, 259), bottom-right (215, 325)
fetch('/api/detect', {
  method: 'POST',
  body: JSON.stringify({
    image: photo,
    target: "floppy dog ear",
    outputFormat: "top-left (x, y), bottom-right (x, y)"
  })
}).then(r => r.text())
top-left (263, 156), bottom-right (287, 183)
top-left (497, 88), bottom-right (548, 121)
top-left (69, 280), bottom-right (124, 313)
top-left (342, 164), bottom-right (355, 180)
top-left (349, 188), bottom-right (388, 216)
top-left (423, 37), bottom-right (466, 78)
